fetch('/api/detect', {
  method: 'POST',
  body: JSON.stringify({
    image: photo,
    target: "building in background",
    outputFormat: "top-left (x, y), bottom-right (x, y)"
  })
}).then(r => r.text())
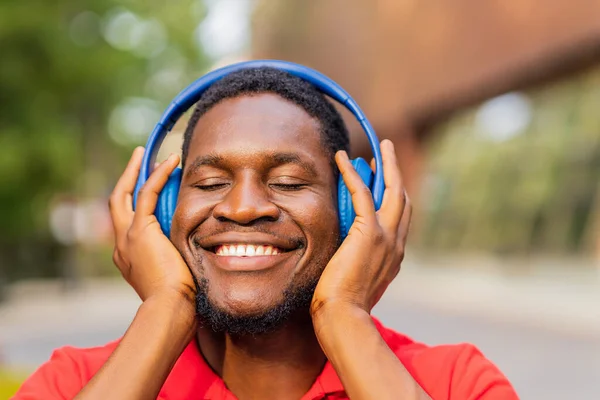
top-left (251, 0), bottom-right (600, 258)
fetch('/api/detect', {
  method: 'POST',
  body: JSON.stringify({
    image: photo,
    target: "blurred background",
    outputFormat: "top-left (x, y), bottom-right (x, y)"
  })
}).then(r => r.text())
top-left (1, 0), bottom-right (600, 398)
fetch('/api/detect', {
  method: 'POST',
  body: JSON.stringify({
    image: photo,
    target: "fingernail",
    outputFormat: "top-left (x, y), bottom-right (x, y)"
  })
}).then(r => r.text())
top-left (168, 153), bottom-right (178, 162)
top-left (337, 150), bottom-right (349, 161)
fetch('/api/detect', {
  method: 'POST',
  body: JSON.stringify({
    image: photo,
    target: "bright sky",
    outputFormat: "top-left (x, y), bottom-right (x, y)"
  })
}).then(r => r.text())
top-left (196, 0), bottom-right (255, 61)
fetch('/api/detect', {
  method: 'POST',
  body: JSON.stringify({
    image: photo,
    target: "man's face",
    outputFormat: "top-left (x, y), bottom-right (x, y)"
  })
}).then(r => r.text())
top-left (170, 93), bottom-right (340, 334)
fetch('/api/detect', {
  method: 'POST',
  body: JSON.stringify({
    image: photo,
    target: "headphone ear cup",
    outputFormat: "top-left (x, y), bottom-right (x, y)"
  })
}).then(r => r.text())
top-left (337, 157), bottom-right (374, 239)
top-left (155, 167), bottom-right (182, 238)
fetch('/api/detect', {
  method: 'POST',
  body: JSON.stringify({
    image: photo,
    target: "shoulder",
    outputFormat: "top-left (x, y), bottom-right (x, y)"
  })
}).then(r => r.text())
top-left (13, 340), bottom-right (120, 399)
top-left (373, 318), bottom-right (519, 400)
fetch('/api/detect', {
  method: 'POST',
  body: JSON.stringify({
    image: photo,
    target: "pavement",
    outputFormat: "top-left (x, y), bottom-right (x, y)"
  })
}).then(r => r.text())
top-left (1, 254), bottom-right (600, 399)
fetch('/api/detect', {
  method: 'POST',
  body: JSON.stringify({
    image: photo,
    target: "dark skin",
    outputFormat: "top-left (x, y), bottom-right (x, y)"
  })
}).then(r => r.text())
top-left (77, 94), bottom-right (429, 399)
top-left (172, 94), bottom-right (341, 321)
top-left (171, 95), bottom-right (339, 399)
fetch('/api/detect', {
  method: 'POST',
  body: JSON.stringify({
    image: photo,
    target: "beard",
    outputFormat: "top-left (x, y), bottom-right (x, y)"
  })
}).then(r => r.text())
top-left (189, 231), bottom-right (341, 336)
top-left (194, 275), bottom-right (319, 336)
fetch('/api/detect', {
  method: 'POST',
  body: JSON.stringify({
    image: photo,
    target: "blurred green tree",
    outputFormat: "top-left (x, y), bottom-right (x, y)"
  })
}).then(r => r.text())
top-left (416, 65), bottom-right (600, 258)
top-left (0, 0), bottom-right (208, 287)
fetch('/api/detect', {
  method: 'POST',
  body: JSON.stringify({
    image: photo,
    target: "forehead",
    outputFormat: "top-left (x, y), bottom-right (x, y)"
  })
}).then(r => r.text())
top-left (186, 93), bottom-right (328, 162)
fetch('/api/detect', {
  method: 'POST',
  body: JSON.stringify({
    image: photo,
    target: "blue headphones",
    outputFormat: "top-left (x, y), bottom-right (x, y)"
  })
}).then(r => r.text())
top-left (133, 60), bottom-right (384, 239)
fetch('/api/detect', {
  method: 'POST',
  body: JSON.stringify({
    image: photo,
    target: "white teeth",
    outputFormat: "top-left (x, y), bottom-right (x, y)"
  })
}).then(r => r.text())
top-left (236, 245), bottom-right (245, 256)
top-left (215, 244), bottom-right (282, 257)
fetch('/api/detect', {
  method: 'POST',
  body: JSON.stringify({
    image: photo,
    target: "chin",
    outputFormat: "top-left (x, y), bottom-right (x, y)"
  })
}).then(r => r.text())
top-left (214, 283), bottom-right (286, 317)
top-left (195, 276), bottom-right (318, 336)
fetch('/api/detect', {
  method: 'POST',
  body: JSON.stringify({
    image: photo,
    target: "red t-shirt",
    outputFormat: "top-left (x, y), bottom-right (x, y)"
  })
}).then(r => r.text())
top-left (13, 318), bottom-right (518, 399)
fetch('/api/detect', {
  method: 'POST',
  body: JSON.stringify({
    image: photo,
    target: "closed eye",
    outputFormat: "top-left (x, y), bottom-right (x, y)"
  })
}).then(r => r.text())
top-left (270, 183), bottom-right (307, 191)
top-left (194, 183), bottom-right (229, 191)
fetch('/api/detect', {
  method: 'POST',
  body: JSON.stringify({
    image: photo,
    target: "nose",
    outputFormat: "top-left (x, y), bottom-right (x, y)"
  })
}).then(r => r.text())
top-left (212, 173), bottom-right (280, 225)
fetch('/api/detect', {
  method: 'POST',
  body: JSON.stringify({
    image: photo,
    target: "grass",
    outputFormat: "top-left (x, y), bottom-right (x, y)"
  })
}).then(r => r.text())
top-left (0, 369), bottom-right (25, 399)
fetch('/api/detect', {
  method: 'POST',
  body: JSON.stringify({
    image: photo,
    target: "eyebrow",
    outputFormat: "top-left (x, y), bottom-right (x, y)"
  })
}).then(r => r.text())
top-left (271, 152), bottom-right (318, 177)
top-left (184, 151), bottom-right (318, 178)
top-left (185, 153), bottom-right (224, 178)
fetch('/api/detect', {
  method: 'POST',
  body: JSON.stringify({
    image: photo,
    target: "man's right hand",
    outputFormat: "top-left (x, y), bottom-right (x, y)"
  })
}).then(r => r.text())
top-left (108, 147), bottom-right (196, 304)
top-left (65, 148), bottom-right (198, 399)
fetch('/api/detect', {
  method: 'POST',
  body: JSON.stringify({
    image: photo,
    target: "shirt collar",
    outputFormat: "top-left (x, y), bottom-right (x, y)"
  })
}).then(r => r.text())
top-left (301, 361), bottom-right (345, 400)
top-left (160, 318), bottom-right (387, 399)
top-left (302, 317), bottom-right (388, 399)
top-left (159, 338), bottom-right (224, 400)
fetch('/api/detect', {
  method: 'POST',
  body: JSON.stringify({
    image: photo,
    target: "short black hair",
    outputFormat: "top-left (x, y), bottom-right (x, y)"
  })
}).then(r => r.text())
top-left (181, 67), bottom-right (350, 170)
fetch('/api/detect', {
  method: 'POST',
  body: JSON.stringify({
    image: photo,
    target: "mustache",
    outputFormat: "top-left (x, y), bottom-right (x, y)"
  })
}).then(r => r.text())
top-left (190, 223), bottom-right (305, 249)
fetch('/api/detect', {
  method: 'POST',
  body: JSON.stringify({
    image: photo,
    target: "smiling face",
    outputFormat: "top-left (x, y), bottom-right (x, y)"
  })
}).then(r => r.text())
top-left (170, 93), bottom-right (341, 334)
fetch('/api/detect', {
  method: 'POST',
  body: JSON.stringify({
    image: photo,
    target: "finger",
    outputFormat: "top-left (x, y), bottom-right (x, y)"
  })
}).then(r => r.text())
top-left (135, 153), bottom-right (180, 216)
top-left (397, 191), bottom-right (413, 244)
top-left (109, 147), bottom-right (145, 232)
top-left (370, 157), bottom-right (376, 173)
top-left (377, 140), bottom-right (404, 232)
top-left (113, 147), bottom-right (145, 198)
top-left (335, 150), bottom-right (377, 224)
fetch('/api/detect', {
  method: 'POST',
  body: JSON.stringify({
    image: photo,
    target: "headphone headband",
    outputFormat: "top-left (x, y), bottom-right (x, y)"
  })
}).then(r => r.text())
top-left (135, 60), bottom-right (384, 210)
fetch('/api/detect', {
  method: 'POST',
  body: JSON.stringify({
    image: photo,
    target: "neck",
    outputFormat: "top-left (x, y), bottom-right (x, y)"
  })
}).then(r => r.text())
top-left (197, 311), bottom-right (326, 400)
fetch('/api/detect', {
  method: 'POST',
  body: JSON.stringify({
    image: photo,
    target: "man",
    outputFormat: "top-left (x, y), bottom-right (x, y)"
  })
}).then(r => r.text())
top-left (14, 68), bottom-right (518, 399)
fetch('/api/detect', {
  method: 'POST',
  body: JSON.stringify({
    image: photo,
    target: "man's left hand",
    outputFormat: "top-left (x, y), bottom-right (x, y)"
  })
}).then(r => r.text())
top-left (311, 139), bottom-right (412, 320)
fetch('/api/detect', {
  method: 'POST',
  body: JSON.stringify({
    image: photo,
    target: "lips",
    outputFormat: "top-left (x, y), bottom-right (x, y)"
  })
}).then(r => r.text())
top-left (196, 232), bottom-right (302, 254)
top-left (194, 232), bottom-right (304, 272)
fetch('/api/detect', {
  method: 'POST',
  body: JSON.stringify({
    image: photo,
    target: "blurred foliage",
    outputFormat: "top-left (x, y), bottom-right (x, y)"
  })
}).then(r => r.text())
top-left (0, 0), bottom-right (209, 284)
top-left (417, 65), bottom-right (600, 256)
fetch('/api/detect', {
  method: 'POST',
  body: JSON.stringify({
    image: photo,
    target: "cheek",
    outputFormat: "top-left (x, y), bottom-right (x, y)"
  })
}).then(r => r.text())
top-left (286, 194), bottom-right (339, 289)
top-left (170, 192), bottom-right (212, 252)
top-left (292, 192), bottom-right (340, 248)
